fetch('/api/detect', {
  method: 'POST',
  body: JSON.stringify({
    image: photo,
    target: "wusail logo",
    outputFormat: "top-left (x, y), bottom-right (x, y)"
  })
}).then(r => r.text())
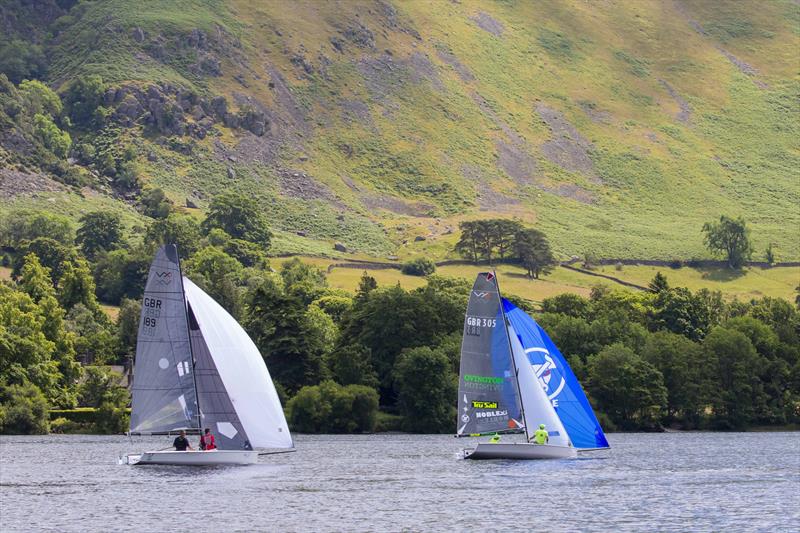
top-left (154, 271), bottom-right (173, 285)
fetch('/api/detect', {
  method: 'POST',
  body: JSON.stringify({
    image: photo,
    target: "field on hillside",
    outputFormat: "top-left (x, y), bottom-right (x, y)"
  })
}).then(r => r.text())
top-left (274, 257), bottom-right (799, 303)
top-left (1, 0), bottom-right (798, 263)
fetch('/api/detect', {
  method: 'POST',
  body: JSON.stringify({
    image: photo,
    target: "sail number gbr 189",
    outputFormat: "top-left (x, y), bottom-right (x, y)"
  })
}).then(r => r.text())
top-left (465, 316), bottom-right (496, 336)
top-left (141, 297), bottom-right (162, 336)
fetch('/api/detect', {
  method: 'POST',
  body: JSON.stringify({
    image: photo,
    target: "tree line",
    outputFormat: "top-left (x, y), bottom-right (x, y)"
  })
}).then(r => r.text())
top-left (1, 200), bottom-right (798, 434)
top-left (455, 219), bottom-right (556, 278)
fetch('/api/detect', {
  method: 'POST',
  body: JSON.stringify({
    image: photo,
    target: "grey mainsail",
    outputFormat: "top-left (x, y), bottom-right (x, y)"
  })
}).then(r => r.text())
top-left (130, 245), bottom-right (199, 433)
top-left (189, 303), bottom-right (251, 450)
top-left (456, 272), bottom-right (523, 436)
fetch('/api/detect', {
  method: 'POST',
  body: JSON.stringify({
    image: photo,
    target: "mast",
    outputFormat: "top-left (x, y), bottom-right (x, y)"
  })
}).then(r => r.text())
top-left (176, 244), bottom-right (202, 430)
top-left (494, 270), bottom-right (530, 442)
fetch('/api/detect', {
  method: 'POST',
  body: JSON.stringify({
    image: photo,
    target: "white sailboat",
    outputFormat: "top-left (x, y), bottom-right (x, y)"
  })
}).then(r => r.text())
top-left (457, 272), bottom-right (608, 460)
top-left (122, 245), bottom-right (293, 466)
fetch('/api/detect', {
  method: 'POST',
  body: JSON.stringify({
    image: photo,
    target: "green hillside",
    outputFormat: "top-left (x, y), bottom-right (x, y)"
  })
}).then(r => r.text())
top-left (1, 0), bottom-right (798, 261)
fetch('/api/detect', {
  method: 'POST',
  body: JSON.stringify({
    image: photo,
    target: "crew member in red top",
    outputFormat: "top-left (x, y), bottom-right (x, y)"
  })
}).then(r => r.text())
top-left (199, 427), bottom-right (217, 450)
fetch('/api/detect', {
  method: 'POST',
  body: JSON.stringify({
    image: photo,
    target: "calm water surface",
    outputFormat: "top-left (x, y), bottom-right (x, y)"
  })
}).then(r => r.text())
top-left (1, 432), bottom-right (798, 532)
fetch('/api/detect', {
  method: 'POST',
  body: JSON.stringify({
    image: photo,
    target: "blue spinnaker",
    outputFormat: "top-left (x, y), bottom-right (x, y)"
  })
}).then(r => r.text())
top-left (502, 299), bottom-right (610, 449)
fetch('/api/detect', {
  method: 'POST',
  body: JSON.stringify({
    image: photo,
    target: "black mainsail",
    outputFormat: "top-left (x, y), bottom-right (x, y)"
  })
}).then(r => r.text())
top-left (130, 245), bottom-right (199, 433)
top-left (456, 272), bottom-right (524, 436)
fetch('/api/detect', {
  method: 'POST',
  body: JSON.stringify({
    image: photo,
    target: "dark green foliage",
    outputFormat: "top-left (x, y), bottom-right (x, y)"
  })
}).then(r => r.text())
top-left (651, 287), bottom-right (713, 341)
top-left (702, 215), bottom-right (753, 269)
top-left (401, 258), bottom-right (436, 276)
top-left (33, 113), bottom-right (71, 157)
top-left (0, 39), bottom-right (47, 83)
top-left (641, 331), bottom-right (704, 426)
top-left (702, 327), bottom-right (763, 429)
top-left (201, 192), bottom-right (272, 247)
top-left (514, 228), bottom-right (556, 279)
top-left (393, 346), bottom-right (457, 433)
top-left (78, 366), bottom-right (129, 408)
top-left (223, 239), bottom-right (268, 268)
top-left (140, 188), bottom-right (173, 219)
top-left (76, 211), bottom-right (123, 260)
top-left (540, 293), bottom-right (591, 318)
top-left (649, 272), bottom-right (670, 293)
top-left (287, 381), bottom-right (378, 433)
top-left (66, 304), bottom-right (116, 364)
top-left (183, 246), bottom-right (244, 316)
top-left (338, 281), bottom-right (464, 403)
top-left (0, 381), bottom-right (49, 434)
top-left (356, 271), bottom-right (378, 299)
top-left (0, 209), bottom-right (74, 248)
top-left (12, 237), bottom-right (78, 284)
top-left (280, 257), bottom-right (328, 304)
top-left (327, 343), bottom-right (379, 388)
top-left (455, 219), bottom-right (523, 263)
top-left (93, 248), bottom-right (149, 304)
top-left (243, 278), bottom-right (327, 394)
top-left (586, 343), bottom-right (667, 430)
top-left (57, 257), bottom-right (101, 313)
top-left (116, 298), bottom-right (140, 360)
top-left (765, 243), bottom-right (776, 265)
top-left (63, 75), bottom-right (107, 128)
top-left (144, 214), bottom-right (202, 257)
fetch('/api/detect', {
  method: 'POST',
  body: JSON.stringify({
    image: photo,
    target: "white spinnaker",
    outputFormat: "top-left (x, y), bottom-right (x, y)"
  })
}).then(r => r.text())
top-left (183, 277), bottom-right (293, 449)
top-left (508, 324), bottom-right (571, 447)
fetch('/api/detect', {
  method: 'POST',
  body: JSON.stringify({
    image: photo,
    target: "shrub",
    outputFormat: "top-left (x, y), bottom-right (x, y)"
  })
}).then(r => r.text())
top-left (0, 382), bottom-right (50, 434)
top-left (287, 380), bottom-right (378, 433)
top-left (94, 401), bottom-right (129, 434)
top-left (374, 412), bottom-right (403, 432)
top-left (33, 113), bottom-right (71, 158)
top-left (401, 258), bottom-right (436, 276)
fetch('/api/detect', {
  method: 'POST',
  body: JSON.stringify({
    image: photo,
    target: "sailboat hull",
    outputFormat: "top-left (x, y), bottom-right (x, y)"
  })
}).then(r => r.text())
top-left (464, 443), bottom-right (577, 460)
top-left (123, 450), bottom-right (259, 466)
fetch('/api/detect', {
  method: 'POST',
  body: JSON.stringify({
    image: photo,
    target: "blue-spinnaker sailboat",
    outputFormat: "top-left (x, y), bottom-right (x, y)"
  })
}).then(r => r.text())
top-left (502, 298), bottom-right (609, 451)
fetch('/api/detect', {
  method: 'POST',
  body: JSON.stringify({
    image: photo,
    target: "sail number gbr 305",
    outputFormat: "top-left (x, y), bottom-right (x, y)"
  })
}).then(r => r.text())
top-left (465, 316), bottom-right (497, 336)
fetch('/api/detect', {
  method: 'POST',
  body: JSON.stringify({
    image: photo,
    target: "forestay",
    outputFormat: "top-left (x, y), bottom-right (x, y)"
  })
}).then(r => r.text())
top-left (130, 245), bottom-right (199, 434)
top-left (503, 299), bottom-right (609, 450)
top-left (457, 272), bottom-right (523, 436)
top-left (183, 278), bottom-right (293, 449)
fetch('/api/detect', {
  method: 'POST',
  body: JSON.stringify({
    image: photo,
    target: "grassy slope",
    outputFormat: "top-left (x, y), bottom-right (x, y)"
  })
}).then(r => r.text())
top-left (1, 0), bottom-right (798, 265)
top-left (272, 256), bottom-right (799, 303)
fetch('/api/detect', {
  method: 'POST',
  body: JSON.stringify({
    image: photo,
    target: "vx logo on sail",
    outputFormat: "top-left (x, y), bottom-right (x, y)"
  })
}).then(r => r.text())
top-left (154, 271), bottom-right (173, 285)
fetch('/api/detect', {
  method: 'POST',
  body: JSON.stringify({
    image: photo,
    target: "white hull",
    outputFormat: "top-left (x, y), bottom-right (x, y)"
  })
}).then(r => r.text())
top-left (464, 443), bottom-right (577, 460)
top-left (122, 450), bottom-right (259, 466)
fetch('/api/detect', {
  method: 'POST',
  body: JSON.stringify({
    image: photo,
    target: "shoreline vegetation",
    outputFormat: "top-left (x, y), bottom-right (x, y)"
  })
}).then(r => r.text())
top-left (37, 407), bottom-right (800, 436)
top-left (1, 203), bottom-right (798, 438)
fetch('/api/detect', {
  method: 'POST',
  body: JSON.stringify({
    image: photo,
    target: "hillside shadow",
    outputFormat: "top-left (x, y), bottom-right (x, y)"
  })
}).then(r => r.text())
top-left (699, 266), bottom-right (747, 282)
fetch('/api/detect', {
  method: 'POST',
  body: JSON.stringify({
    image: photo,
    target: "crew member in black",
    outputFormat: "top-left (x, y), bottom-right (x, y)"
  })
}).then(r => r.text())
top-left (173, 430), bottom-right (193, 451)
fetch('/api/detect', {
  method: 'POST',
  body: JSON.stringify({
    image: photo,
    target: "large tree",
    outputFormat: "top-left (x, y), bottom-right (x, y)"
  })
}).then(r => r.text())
top-left (243, 278), bottom-right (327, 394)
top-left (76, 211), bottom-right (123, 260)
top-left (201, 192), bottom-right (272, 247)
top-left (393, 345), bottom-right (457, 433)
top-left (144, 214), bottom-right (202, 257)
top-left (586, 343), bottom-right (667, 429)
top-left (702, 215), bottom-right (753, 269)
top-left (514, 228), bottom-right (557, 279)
top-left (702, 327), bottom-right (763, 429)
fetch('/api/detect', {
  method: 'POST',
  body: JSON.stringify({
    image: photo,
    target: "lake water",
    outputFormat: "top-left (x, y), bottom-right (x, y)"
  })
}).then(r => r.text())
top-left (1, 432), bottom-right (798, 532)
